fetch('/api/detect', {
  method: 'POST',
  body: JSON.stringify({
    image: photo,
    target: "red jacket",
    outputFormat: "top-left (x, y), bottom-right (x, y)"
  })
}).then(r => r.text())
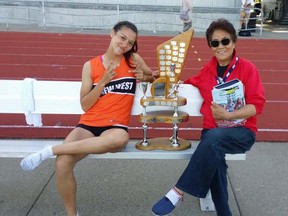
top-left (184, 52), bottom-right (265, 133)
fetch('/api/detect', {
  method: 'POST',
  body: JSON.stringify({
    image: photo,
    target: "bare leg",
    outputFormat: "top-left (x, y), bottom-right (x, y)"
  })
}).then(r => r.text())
top-left (52, 127), bottom-right (129, 155)
top-left (240, 12), bottom-right (250, 30)
top-left (20, 127), bottom-right (129, 171)
top-left (56, 154), bottom-right (84, 216)
top-left (55, 127), bottom-right (129, 216)
top-left (56, 127), bottom-right (91, 216)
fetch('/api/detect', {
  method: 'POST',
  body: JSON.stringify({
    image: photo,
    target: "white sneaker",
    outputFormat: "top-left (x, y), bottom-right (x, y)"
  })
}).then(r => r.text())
top-left (20, 145), bottom-right (53, 171)
top-left (20, 152), bottom-right (43, 171)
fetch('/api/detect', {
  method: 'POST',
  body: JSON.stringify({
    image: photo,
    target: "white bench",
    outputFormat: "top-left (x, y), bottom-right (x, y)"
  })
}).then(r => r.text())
top-left (0, 78), bottom-right (246, 211)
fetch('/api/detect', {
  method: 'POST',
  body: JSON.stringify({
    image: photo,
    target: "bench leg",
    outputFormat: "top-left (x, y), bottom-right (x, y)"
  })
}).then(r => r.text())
top-left (199, 189), bottom-right (216, 211)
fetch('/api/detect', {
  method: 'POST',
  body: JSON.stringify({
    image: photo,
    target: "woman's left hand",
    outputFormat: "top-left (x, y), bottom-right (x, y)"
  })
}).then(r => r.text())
top-left (211, 102), bottom-right (230, 120)
top-left (129, 63), bottom-right (145, 81)
top-left (152, 70), bottom-right (160, 79)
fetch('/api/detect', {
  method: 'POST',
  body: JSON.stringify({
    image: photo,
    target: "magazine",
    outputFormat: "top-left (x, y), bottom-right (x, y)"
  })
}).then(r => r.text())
top-left (212, 79), bottom-right (246, 128)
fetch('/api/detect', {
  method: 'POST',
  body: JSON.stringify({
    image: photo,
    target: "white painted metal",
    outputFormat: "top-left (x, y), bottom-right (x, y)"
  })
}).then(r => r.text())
top-left (0, 80), bottom-right (24, 113)
top-left (0, 79), bottom-right (246, 161)
top-left (199, 189), bottom-right (216, 211)
top-left (0, 139), bottom-right (246, 160)
top-left (0, 79), bottom-right (202, 116)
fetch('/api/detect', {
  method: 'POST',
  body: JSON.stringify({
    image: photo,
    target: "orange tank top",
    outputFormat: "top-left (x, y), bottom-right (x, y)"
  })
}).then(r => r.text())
top-left (79, 56), bottom-right (136, 128)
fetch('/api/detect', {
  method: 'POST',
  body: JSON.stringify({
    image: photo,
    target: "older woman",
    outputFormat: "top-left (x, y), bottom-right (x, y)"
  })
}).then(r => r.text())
top-left (152, 18), bottom-right (265, 216)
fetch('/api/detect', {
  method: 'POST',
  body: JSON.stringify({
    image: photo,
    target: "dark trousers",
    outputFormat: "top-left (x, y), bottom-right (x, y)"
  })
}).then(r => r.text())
top-left (175, 127), bottom-right (255, 216)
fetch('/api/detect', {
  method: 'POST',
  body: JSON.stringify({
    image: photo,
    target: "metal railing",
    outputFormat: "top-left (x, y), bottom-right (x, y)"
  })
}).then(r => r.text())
top-left (240, 7), bottom-right (264, 36)
top-left (0, 1), bottom-right (264, 36)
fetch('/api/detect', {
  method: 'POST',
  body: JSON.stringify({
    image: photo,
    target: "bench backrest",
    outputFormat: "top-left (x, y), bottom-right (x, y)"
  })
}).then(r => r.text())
top-left (0, 79), bottom-right (203, 123)
top-left (0, 79), bottom-right (247, 161)
top-left (0, 80), bottom-right (24, 114)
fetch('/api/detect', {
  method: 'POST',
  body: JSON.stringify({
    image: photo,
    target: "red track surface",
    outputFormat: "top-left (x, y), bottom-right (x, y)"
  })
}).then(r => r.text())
top-left (0, 31), bottom-right (287, 141)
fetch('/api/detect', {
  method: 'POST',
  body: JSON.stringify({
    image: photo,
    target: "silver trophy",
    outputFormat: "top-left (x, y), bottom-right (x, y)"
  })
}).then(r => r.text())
top-left (168, 81), bottom-right (180, 100)
top-left (139, 82), bottom-right (148, 99)
top-left (139, 82), bottom-right (149, 146)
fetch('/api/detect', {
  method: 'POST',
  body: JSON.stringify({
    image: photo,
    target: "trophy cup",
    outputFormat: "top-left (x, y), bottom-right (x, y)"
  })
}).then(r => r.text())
top-left (139, 82), bottom-right (148, 99)
top-left (139, 82), bottom-right (149, 117)
top-left (136, 29), bottom-right (194, 151)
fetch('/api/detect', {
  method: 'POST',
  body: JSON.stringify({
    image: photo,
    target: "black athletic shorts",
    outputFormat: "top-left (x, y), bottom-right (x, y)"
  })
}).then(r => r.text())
top-left (76, 124), bottom-right (128, 137)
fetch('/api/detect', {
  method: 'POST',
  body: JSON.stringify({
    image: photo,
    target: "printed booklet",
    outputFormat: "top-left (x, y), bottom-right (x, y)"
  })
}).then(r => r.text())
top-left (212, 79), bottom-right (246, 127)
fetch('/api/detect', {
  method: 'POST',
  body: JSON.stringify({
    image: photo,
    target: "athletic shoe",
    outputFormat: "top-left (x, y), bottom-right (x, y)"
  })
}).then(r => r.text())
top-left (152, 197), bottom-right (177, 216)
top-left (20, 152), bottom-right (43, 171)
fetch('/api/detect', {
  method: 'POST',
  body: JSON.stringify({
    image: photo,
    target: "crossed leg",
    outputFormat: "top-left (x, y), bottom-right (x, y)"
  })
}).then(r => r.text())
top-left (55, 127), bottom-right (129, 216)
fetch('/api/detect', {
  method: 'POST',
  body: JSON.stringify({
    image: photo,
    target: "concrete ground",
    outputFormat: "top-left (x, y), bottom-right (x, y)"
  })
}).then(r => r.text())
top-left (0, 141), bottom-right (288, 216)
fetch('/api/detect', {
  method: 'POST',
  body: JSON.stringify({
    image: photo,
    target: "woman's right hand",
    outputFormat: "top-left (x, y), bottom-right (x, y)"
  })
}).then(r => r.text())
top-left (101, 60), bottom-right (118, 85)
top-left (80, 60), bottom-right (118, 112)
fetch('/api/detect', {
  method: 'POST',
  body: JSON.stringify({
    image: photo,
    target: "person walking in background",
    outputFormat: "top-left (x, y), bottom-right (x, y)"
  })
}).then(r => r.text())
top-left (240, 0), bottom-right (253, 29)
top-left (180, 0), bottom-right (192, 32)
top-left (152, 18), bottom-right (265, 216)
top-left (20, 21), bottom-right (156, 216)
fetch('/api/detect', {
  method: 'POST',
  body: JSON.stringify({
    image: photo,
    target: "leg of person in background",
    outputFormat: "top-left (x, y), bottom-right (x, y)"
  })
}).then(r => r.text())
top-left (183, 20), bottom-right (192, 32)
top-left (240, 10), bottom-right (246, 30)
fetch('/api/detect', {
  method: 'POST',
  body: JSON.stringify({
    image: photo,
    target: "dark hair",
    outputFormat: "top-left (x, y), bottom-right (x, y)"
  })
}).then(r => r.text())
top-left (113, 21), bottom-right (138, 68)
top-left (205, 18), bottom-right (237, 47)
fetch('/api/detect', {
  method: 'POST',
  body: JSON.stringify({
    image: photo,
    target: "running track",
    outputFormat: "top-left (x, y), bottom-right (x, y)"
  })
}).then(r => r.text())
top-left (0, 31), bottom-right (287, 142)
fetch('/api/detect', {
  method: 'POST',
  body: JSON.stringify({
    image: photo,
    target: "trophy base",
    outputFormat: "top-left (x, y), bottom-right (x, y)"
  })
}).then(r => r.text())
top-left (135, 137), bottom-right (191, 151)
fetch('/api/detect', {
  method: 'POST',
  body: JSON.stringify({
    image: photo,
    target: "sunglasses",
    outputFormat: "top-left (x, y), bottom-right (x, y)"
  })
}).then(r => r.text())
top-left (210, 38), bottom-right (231, 48)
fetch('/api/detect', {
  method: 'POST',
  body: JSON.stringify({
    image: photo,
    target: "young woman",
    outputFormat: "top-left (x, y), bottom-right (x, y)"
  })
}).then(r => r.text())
top-left (20, 21), bottom-right (156, 216)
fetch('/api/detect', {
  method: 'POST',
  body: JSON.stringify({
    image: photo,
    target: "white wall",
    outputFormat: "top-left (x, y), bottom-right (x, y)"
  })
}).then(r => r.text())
top-left (8, 0), bottom-right (240, 7)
